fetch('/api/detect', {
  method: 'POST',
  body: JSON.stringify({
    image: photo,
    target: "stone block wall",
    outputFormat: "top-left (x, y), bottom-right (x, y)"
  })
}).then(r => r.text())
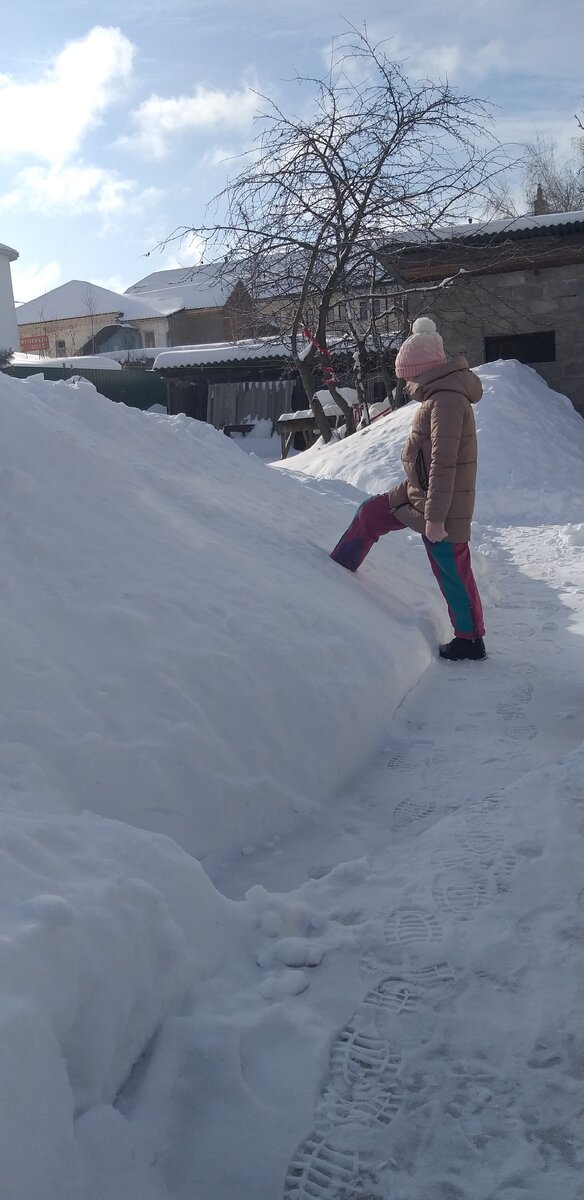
top-left (407, 263), bottom-right (584, 415)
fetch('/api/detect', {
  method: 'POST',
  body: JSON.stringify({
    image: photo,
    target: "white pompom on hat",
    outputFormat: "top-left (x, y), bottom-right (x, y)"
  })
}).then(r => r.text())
top-left (394, 316), bottom-right (446, 379)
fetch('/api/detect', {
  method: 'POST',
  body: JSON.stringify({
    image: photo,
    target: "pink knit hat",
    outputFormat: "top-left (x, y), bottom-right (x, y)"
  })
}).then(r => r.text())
top-left (395, 317), bottom-right (446, 379)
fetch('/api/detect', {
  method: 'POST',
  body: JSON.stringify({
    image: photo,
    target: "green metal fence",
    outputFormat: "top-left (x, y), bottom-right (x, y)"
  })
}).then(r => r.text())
top-left (2, 364), bottom-right (166, 412)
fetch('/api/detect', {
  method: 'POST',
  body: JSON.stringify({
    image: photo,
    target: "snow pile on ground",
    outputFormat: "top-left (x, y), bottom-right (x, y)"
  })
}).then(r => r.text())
top-left (0, 813), bottom-right (238, 1200)
top-left (0, 369), bottom-right (439, 858)
top-left (277, 359), bottom-right (584, 523)
top-left (0, 366), bottom-right (447, 1197)
top-left (2, 357), bottom-right (583, 1200)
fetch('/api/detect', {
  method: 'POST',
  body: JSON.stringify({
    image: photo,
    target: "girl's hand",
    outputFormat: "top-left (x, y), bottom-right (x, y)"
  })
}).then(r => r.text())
top-left (425, 521), bottom-right (447, 543)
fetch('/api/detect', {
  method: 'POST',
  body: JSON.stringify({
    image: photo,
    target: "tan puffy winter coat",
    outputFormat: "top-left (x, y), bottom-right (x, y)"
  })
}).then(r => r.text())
top-left (387, 356), bottom-right (482, 543)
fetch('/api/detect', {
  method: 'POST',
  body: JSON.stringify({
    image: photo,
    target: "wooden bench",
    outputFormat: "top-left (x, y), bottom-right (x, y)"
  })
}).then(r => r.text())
top-left (222, 423), bottom-right (255, 437)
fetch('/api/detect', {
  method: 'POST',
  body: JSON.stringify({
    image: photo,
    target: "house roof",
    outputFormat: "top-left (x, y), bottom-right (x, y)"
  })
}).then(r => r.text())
top-left (154, 331), bottom-right (400, 372)
top-left (16, 280), bottom-right (165, 326)
top-left (388, 210), bottom-right (584, 251)
top-left (0, 242), bottom-right (18, 262)
top-left (154, 338), bottom-right (291, 370)
top-left (125, 263), bottom-right (240, 315)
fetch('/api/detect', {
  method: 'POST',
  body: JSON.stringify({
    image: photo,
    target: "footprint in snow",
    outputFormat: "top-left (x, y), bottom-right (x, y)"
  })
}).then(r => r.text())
top-left (356, 962), bottom-right (455, 1023)
top-left (384, 907), bottom-right (443, 949)
top-left (386, 741), bottom-right (431, 773)
top-left (283, 1137), bottom-right (381, 1200)
top-left (432, 867), bottom-right (498, 920)
top-left (391, 794), bottom-right (436, 830)
top-left (327, 1022), bottom-right (401, 1097)
top-left (504, 721), bottom-right (539, 741)
top-left (359, 908), bottom-right (443, 979)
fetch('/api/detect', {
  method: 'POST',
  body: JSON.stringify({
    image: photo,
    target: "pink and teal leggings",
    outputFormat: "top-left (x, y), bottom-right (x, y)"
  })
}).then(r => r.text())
top-left (330, 494), bottom-right (485, 640)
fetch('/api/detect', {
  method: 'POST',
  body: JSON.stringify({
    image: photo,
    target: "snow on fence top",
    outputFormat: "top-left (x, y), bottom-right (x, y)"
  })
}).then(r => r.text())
top-left (9, 353), bottom-right (123, 370)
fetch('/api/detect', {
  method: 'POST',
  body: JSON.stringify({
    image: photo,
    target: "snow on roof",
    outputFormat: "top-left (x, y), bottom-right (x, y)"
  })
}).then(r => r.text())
top-left (153, 332), bottom-right (399, 372)
top-left (16, 280), bottom-right (165, 326)
top-left (0, 242), bottom-right (18, 262)
top-left (94, 347), bottom-right (167, 364)
top-left (126, 263), bottom-right (240, 315)
top-left (154, 339), bottom-right (292, 370)
top-left (9, 353), bottom-right (122, 371)
top-left (391, 210), bottom-right (584, 249)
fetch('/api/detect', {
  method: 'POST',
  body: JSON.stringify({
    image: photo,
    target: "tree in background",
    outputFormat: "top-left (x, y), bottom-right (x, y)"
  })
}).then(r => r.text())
top-left (165, 27), bottom-right (508, 441)
top-left (522, 133), bottom-right (584, 214)
top-left (489, 122), bottom-right (584, 218)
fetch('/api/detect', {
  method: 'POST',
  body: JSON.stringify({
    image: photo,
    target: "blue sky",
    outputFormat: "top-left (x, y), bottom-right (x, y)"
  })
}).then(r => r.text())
top-left (2, 0), bottom-right (583, 302)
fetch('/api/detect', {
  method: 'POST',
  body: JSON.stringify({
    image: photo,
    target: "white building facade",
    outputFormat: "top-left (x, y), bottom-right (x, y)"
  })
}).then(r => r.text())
top-left (0, 242), bottom-right (19, 353)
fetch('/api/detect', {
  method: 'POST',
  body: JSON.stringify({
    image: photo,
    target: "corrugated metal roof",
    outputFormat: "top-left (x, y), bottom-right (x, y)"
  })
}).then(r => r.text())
top-left (390, 211), bottom-right (584, 251)
top-left (154, 339), bottom-right (291, 370)
top-left (154, 331), bottom-right (401, 371)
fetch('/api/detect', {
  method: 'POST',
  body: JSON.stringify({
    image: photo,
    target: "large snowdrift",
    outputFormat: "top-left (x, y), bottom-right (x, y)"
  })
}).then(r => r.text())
top-left (277, 360), bottom-right (584, 524)
top-left (1, 357), bottom-right (582, 1199)
top-left (0, 370), bottom-right (438, 858)
top-left (0, 366), bottom-right (442, 1197)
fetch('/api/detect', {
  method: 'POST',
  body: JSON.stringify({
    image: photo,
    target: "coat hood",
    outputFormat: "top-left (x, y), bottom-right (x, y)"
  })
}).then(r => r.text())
top-left (413, 355), bottom-right (483, 405)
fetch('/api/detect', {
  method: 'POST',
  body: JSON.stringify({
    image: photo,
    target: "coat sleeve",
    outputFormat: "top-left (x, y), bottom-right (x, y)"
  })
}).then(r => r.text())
top-left (424, 393), bottom-right (465, 523)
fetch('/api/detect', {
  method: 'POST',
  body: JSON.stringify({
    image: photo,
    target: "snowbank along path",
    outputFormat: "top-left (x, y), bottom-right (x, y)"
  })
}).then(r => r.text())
top-left (171, 363), bottom-right (584, 1200)
top-left (0, 361), bottom-right (583, 1200)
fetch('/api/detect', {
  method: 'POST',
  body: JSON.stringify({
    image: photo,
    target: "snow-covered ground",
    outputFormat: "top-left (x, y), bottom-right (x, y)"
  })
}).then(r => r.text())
top-left (0, 360), bottom-right (583, 1199)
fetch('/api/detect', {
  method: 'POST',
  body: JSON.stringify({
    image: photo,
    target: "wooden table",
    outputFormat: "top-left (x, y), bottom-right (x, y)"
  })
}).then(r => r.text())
top-left (276, 413), bottom-right (340, 458)
top-left (222, 423), bottom-right (256, 438)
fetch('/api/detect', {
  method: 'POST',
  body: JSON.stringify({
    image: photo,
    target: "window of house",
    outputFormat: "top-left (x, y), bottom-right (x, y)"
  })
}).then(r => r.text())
top-left (55, 339), bottom-right (66, 355)
top-left (359, 300), bottom-right (369, 321)
top-left (372, 298), bottom-right (382, 318)
top-left (484, 331), bottom-right (556, 364)
top-left (144, 331), bottom-right (155, 348)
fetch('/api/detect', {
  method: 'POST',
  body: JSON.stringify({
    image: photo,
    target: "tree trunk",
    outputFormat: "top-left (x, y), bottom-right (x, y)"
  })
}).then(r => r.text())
top-left (326, 384), bottom-right (355, 436)
top-left (380, 363), bottom-right (396, 408)
top-left (393, 378), bottom-right (407, 409)
top-left (297, 358), bottom-right (332, 443)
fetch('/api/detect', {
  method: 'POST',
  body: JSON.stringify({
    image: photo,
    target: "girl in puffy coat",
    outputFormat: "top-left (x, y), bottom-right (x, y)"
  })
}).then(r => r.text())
top-left (330, 317), bottom-right (486, 660)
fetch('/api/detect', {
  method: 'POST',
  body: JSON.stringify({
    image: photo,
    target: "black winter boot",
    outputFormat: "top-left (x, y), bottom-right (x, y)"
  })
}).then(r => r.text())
top-left (439, 636), bottom-right (486, 661)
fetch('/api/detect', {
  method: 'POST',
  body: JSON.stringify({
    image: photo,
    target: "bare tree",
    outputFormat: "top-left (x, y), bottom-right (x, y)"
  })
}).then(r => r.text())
top-left (81, 283), bottom-right (100, 355)
top-left (522, 133), bottom-right (584, 213)
top-left (163, 26), bottom-right (508, 441)
top-left (488, 128), bottom-right (584, 218)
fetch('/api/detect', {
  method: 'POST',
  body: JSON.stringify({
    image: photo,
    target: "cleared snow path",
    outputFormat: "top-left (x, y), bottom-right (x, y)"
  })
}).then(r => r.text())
top-left (126, 525), bottom-right (584, 1200)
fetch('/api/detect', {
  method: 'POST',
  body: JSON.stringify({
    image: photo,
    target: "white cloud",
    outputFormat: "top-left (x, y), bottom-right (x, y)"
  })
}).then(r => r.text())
top-left (372, 33), bottom-right (508, 85)
top-left (199, 145), bottom-right (240, 168)
top-left (138, 231), bottom-right (206, 273)
top-left (157, 239), bottom-right (206, 269)
top-left (12, 260), bottom-right (62, 305)
top-left (0, 163), bottom-right (160, 225)
top-left (121, 83), bottom-right (258, 159)
top-left (93, 274), bottom-right (132, 294)
top-left (0, 26), bottom-right (134, 167)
